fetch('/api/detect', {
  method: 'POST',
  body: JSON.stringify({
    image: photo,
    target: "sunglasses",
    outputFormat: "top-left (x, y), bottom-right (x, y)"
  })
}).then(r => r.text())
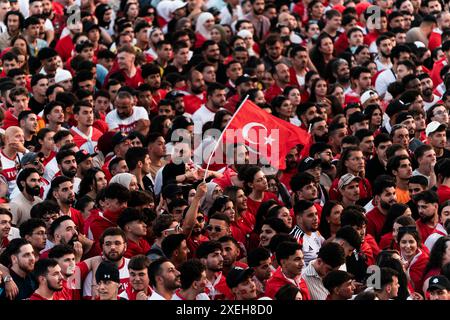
top-left (196, 216), bottom-right (204, 223)
top-left (206, 225), bottom-right (225, 233)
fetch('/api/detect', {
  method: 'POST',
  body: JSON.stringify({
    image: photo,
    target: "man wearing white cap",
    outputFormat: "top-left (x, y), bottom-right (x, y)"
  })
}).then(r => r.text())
top-left (338, 173), bottom-right (361, 208)
top-left (360, 90), bottom-right (380, 108)
top-left (426, 121), bottom-right (450, 162)
top-left (54, 68), bottom-right (73, 92)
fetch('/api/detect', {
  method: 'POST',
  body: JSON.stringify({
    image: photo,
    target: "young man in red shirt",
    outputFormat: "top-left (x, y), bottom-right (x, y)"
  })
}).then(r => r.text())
top-left (29, 259), bottom-right (64, 300)
top-left (265, 241), bottom-right (310, 300)
top-left (87, 183), bottom-right (130, 242)
top-left (415, 190), bottom-right (440, 243)
top-left (197, 240), bottom-right (233, 300)
top-left (117, 207), bottom-right (151, 258)
top-left (70, 102), bottom-right (103, 155)
top-left (119, 255), bottom-right (152, 300)
top-left (366, 175), bottom-right (398, 243)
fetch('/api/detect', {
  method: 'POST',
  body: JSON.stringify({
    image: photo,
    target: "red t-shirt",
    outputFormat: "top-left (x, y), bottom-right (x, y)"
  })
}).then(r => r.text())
top-left (124, 238), bottom-right (151, 258)
top-left (2, 109), bottom-right (19, 129)
top-left (265, 267), bottom-right (310, 300)
top-left (437, 185), bottom-right (450, 204)
top-left (186, 234), bottom-right (209, 259)
top-left (329, 177), bottom-right (372, 203)
top-left (366, 206), bottom-right (386, 241)
top-left (55, 34), bottom-right (74, 62)
top-left (264, 84), bottom-right (283, 104)
top-left (416, 220), bottom-right (437, 243)
top-left (183, 93), bottom-right (206, 115)
top-left (246, 192), bottom-right (280, 217)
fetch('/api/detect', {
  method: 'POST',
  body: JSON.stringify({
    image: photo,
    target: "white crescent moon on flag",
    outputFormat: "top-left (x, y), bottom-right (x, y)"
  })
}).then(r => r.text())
top-left (242, 122), bottom-right (268, 144)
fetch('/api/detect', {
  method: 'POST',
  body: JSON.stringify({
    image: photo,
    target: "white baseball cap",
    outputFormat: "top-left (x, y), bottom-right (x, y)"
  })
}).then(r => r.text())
top-left (54, 68), bottom-right (72, 84)
top-left (360, 90), bottom-right (378, 105)
top-left (425, 121), bottom-right (447, 137)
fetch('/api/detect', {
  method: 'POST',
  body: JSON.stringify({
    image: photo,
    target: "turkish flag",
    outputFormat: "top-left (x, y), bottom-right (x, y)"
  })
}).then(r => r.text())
top-left (222, 100), bottom-right (311, 170)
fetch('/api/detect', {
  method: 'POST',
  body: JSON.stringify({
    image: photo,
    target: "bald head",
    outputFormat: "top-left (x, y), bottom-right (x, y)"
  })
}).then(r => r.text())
top-left (4, 126), bottom-right (25, 147)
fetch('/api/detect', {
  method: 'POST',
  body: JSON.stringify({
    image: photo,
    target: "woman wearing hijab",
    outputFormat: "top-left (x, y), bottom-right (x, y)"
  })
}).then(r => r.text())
top-left (109, 173), bottom-right (140, 191)
top-left (194, 12), bottom-right (215, 48)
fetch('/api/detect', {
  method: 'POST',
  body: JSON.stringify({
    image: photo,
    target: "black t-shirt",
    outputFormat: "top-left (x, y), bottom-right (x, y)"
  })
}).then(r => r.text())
top-left (0, 270), bottom-right (37, 300)
top-left (365, 155), bottom-right (388, 183)
top-left (437, 148), bottom-right (450, 163)
top-left (24, 135), bottom-right (39, 152)
top-left (29, 96), bottom-right (46, 115)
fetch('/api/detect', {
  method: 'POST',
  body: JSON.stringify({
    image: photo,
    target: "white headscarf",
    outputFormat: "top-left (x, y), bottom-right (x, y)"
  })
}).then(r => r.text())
top-left (157, 1), bottom-right (174, 22)
top-left (201, 182), bottom-right (219, 215)
top-left (195, 12), bottom-right (215, 40)
top-left (110, 173), bottom-right (134, 189)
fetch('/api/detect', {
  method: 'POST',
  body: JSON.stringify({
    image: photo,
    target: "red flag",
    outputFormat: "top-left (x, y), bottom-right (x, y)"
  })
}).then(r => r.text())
top-left (222, 99), bottom-right (310, 170)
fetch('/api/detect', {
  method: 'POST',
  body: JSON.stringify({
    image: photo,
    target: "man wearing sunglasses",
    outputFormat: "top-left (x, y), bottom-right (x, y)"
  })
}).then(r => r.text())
top-left (205, 213), bottom-right (231, 241)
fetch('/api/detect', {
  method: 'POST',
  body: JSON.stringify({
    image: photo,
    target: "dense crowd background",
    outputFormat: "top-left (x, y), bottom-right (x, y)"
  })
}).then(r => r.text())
top-left (0, 0), bottom-right (449, 301)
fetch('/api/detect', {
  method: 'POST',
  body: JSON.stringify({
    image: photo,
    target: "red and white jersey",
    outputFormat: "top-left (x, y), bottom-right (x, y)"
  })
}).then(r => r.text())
top-left (105, 107), bottom-right (149, 134)
top-left (70, 126), bottom-right (103, 154)
top-left (0, 150), bottom-right (24, 195)
top-left (82, 257), bottom-right (130, 299)
top-left (43, 156), bottom-right (59, 182)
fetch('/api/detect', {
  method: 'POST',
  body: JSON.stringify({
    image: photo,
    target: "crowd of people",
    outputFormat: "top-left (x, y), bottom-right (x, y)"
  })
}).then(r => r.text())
top-left (0, 0), bottom-right (449, 301)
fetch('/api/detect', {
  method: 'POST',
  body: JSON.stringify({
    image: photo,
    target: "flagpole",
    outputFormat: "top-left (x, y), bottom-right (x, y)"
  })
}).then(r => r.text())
top-left (203, 95), bottom-right (250, 182)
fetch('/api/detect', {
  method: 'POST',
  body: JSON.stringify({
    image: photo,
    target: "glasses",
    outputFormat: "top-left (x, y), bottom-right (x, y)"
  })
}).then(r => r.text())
top-left (206, 225), bottom-right (226, 233)
top-left (196, 216), bottom-right (205, 223)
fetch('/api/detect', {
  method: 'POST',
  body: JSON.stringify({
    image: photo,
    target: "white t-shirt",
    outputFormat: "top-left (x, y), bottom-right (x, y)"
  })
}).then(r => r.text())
top-left (83, 258), bottom-right (130, 298)
top-left (0, 150), bottom-right (24, 196)
top-left (192, 105), bottom-right (222, 135)
top-left (106, 106), bottom-right (149, 134)
top-left (423, 95), bottom-right (441, 112)
top-left (375, 68), bottom-right (396, 98)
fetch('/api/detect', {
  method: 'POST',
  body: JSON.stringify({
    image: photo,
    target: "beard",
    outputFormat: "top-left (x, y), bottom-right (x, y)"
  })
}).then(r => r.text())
top-left (47, 281), bottom-right (63, 292)
top-left (423, 88), bottom-right (433, 97)
top-left (420, 214), bottom-right (434, 223)
top-left (26, 184), bottom-right (41, 197)
top-left (314, 134), bottom-right (329, 143)
top-left (380, 200), bottom-right (392, 211)
top-left (105, 249), bottom-right (124, 262)
top-left (380, 50), bottom-right (390, 58)
top-left (191, 86), bottom-right (204, 94)
top-left (62, 167), bottom-right (77, 178)
top-left (338, 75), bottom-right (350, 83)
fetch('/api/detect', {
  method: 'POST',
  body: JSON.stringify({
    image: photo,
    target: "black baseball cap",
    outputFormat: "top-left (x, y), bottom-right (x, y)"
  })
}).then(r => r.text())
top-left (75, 150), bottom-right (96, 164)
top-left (226, 267), bottom-right (255, 289)
top-left (428, 275), bottom-right (450, 291)
top-left (111, 132), bottom-right (131, 148)
top-left (298, 157), bottom-right (322, 172)
top-left (165, 90), bottom-right (185, 101)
